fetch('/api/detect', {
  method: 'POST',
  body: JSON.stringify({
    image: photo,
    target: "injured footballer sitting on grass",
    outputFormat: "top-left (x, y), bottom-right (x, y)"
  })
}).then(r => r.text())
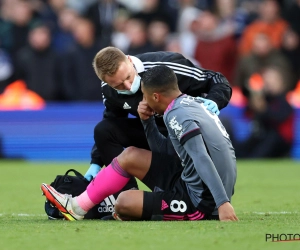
top-left (41, 65), bottom-right (238, 222)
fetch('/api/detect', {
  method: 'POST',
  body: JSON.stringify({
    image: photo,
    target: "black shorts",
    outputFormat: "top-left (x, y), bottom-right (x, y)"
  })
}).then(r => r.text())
top-left (141, 152), bottom-right (218, 221)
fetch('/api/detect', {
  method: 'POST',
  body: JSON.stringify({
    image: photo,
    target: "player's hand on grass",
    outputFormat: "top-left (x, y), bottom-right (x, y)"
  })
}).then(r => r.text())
top-left (196, 97), bottom-right (220, 116)
top-left (84, 163), bottom-right (101, 181)
top-left (218, 202), bottom-right (238, 221)
top-left (138, 99), bottom-right (154, 120)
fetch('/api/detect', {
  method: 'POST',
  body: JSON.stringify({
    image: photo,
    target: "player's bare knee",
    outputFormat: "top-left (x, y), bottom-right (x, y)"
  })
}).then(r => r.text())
top-left (114, 191), bottom-right (131, 215)
top-left (117, 146), bottom-right (138, 171)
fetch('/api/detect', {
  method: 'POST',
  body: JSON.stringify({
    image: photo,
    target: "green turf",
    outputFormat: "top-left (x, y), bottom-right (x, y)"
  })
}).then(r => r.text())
top-left (0, 159), bottom-right (300, 250)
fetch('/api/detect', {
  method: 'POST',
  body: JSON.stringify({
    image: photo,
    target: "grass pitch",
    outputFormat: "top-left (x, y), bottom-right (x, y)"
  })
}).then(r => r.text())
top-left (0, 159), bottom-right (299, 250)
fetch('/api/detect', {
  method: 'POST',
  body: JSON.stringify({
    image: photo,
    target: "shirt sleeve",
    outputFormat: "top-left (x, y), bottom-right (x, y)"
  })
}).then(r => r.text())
top-left (178, 120), bottom-right (201, 145)
top-left (141, 116), bottom-right (175, 155)
top-left (183, 130), bottom-right (230, 208)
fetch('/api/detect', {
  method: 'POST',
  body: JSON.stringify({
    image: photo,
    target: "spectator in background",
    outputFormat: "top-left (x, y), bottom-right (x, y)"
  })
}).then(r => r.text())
top-left (52, 8), bottom-right (78, 54)
top-left (67, 0), bottom-right (97, 14)
top-left (84, 0), bottom-right (127, 48)
top-left (0, 0), bottom-right (41, 62)
top-left (116, 0), bottom-right (144, 13)
top-left (283, 0), bottom-right (300, 36)
top-left (15, 23), bottom-right (60, 100)
top-left (111, 8), bottom-right (130, 52)
top-left (124, 18), bottom-right (156, 55)
top-left (176, 0), bottom-right (201, 59)
top-left (235, 31), bottom-right (293, 95)
top-left (194, 10), bottom-right (237, 83)
top-left (280, 28), bottom-right (300, 83)
top-left (238, 0), bottom-right (288, 56)
top-left (177, 0), bottom-right (201, 34)
top-left (0, 0), bottom-right (17, 21)
top-left (237, 0), bottom-right (262, 23)
top-left (234, 66), bottom-right (294, 158)
top-left (165, 35), bottom-right (200, 66)
top-left (131, 0), bottom-right (177, 33)
top-left (0, 47), bottom-right (14, 93)
top-left (147, 18), bottom-right (170, 51)
top-left (38, 0), bottom-right (67, 35)
top-left (213, 0), bottom-right (250, 39)
top-left (61, 18), bottom-right (103, 101)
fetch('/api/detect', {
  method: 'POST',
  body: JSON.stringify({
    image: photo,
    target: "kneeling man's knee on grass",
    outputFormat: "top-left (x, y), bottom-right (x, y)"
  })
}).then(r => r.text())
top-left (115, 190), bottom-right (143, 218)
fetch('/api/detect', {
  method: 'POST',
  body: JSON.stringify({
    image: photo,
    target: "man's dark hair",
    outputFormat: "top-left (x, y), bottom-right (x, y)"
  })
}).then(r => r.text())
top-left (142, 65), bottom-right (178, 94)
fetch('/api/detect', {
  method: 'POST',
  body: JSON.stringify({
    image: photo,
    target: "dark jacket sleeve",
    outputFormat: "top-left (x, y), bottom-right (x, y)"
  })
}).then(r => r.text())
top-left (90, 144), bottom-right (103, 166)
top-left (102, 98), bottom-right (128, 118)
top-left (169, 53), bottom-right (232, 110)
top-left (101, 82), bottom-right (129, 119)
top-left (140, 52), bottom-right (232, 110)
top-left (201, 70), bottom-right (232, 110)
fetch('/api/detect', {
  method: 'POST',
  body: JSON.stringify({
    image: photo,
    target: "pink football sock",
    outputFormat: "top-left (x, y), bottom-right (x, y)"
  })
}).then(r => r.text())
top-left (76, 191), bottom-right (94, 212)
top-left (77, 158), bottom-right (131, 209)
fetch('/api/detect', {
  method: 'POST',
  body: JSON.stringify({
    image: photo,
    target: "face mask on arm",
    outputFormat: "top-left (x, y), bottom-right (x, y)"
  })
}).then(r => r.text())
top-left (116, 74), bottom-right (141, 95)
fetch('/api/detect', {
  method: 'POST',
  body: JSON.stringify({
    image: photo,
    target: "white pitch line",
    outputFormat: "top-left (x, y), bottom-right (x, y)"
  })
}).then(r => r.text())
top-left (252, 211), bottom-right (298, 215)
top-left (13, 213), bottom-right (46, 217)
top-left (0, 213), bottom-right (45, 217)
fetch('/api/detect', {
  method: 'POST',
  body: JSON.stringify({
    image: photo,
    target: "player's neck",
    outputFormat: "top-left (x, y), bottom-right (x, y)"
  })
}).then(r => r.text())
top-left (175, 93), bottom-right (184, 99)
top-left (171, 91), bottom-right (183, 101)
top-left (163, 91), bottom-right (183, 112)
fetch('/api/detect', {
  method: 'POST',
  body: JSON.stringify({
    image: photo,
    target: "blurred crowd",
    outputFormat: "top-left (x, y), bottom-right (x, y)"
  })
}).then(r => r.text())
top-left (0, 0), bottom-right (299, 102)
top-left (0, 0), bottom-right (299, 158)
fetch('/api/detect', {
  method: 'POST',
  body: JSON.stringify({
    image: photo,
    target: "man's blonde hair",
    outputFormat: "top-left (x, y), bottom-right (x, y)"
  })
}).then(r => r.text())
top-left (92, 47), bottom-right (127, 81)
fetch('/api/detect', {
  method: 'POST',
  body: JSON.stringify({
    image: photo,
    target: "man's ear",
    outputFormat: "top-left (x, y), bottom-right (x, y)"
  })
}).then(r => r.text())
top-left (127, 55), bottom-right (132, 63)
top-left (153, 93), bottom-right (160, 102)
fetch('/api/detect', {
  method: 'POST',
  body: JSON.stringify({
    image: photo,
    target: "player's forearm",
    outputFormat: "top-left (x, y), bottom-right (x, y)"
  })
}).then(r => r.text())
top-left (141, 116), bottom-right (171, 154)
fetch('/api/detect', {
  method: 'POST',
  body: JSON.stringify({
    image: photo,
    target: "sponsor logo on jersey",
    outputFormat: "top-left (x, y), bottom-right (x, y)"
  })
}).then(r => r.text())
top-left (123, 102), bottom-right (131, 109)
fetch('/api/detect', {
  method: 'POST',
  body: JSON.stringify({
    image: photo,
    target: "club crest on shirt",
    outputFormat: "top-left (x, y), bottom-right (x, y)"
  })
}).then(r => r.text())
top-left (169, 116), bottom-right (183, 139)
